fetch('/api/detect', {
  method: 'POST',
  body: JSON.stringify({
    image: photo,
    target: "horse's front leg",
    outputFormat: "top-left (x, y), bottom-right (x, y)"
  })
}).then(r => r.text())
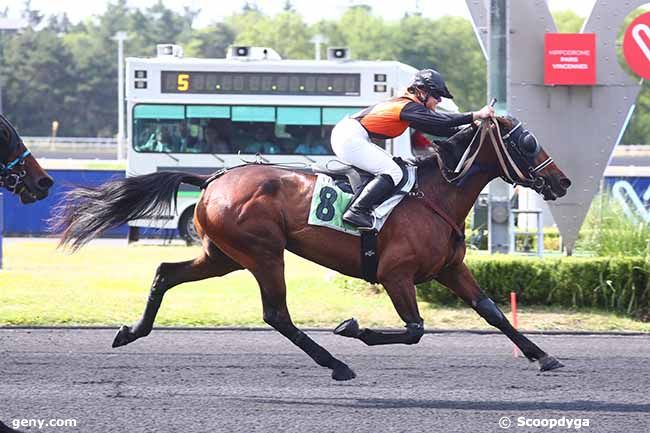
top-left (436, 263), bottom-right (563, 372)
top-left (335, 274), bottom-right (424, 346)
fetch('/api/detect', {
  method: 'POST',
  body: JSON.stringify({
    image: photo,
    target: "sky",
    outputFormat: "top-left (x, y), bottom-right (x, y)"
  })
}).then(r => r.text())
top-left (2, 0), bottom-right (601, 28)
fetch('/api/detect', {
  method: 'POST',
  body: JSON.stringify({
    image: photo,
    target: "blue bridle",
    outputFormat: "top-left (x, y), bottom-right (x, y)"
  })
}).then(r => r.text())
top-left (0, 113), bottom-right (32, 192)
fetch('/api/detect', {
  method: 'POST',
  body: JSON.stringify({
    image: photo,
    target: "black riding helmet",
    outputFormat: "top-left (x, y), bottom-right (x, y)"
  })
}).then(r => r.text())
top-left (408, 68), bottom-right (454, 101)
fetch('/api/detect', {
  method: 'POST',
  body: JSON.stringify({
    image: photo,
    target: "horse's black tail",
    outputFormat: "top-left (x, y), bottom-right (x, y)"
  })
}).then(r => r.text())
top-left (50, 171), bottom-right (209, 251)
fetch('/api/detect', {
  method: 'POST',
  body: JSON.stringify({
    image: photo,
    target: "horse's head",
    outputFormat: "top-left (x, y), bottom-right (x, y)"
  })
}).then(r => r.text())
top-left (0, 114), bottom-right (53, 203)
top-left (486, 116), bottom-right (571, 201)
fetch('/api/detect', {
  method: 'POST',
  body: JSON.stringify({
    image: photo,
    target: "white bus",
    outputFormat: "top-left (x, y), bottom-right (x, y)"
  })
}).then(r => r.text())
top-left (125, 45), bottom-right (453, 243)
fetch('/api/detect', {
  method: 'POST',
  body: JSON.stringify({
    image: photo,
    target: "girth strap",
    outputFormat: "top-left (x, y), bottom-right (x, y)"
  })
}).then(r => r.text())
top-left (418, 197), bottom-right (465, 240)
top-left (361, 231), bottom-right (379, 283)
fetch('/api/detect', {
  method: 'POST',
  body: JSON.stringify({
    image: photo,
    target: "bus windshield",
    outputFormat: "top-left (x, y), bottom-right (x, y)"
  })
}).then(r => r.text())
top-left (133, 104), bottom-right (368, 155)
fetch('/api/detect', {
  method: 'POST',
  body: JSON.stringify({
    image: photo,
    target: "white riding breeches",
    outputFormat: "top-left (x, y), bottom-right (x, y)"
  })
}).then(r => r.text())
top-left (330, 117), bottom-right (403, 185)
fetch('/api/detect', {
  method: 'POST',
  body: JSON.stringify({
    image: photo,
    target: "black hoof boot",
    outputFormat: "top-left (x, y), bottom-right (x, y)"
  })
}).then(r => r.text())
top-left (334, 318), bottom-right (361, 338)
top-left (112, 325), bottom-right (138, 348)
top-left (539, 355), bottom-right (564, 372)
top-left (331, 361), bottom-right (357, 381)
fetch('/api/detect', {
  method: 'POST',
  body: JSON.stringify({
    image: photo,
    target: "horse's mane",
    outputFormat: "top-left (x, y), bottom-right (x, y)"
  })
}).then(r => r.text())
top-left (411, 124), bottom-right (479, 175)
top-left (411, 116), bottom-right (517, 179)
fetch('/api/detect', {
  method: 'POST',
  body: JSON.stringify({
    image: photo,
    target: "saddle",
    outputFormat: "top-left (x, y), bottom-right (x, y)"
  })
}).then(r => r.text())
top-left (310, 157), bottom-right (412, 199)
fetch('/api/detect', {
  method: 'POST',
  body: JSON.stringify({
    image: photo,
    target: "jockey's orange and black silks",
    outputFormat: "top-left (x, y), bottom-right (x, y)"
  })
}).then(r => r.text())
top-left (352, 92), bottom-right (474, 140)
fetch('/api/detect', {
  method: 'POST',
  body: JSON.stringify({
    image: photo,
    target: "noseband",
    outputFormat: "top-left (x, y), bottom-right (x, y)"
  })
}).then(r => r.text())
top-left (0, 113), bottom-right (32, 194)
top-left (0, 149), bottom-right (32, 193)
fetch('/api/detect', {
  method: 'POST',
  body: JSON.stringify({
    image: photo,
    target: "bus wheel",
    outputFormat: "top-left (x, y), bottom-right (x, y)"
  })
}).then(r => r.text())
top-left (178, 206), bottom-right (200, 245)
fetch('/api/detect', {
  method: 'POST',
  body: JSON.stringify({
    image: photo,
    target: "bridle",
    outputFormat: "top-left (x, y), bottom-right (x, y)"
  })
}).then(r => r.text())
top-left (449, 117), bottom-right (553, 193)
top-left (0, 113), bottom-right (32, 194)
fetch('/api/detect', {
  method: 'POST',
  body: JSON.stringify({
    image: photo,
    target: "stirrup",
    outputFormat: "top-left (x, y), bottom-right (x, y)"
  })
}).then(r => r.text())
top-left (343, 209), bottom-right (376, 230)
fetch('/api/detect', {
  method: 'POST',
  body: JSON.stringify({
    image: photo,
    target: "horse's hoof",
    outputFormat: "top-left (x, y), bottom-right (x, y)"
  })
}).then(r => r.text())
top-left (334, 318), bottom-right (361, 338)
top-left (539, 355), bottom-right (564, 372)
top-left (332, 363), bottom-right (357, 381)
top-left (112, 325), bottom-right (137, 348)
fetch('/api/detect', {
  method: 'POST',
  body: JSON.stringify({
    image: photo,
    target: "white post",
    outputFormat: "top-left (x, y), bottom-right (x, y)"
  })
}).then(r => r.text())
top-left (112, 31), bottom-right (129, 161)
top-left (310, 34), bottom-right (327, 61)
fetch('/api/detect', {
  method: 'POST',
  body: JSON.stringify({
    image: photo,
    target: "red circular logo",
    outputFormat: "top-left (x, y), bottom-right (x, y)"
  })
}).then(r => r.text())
top-left (624, 12), bottom-right (650, 79)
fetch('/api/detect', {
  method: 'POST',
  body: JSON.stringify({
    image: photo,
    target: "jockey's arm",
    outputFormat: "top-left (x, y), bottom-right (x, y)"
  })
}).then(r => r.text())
top-left (400, 102), bottom-right (473, 138)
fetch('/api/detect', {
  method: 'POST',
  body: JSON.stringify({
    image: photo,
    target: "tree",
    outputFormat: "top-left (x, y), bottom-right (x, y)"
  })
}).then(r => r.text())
top-left (394, 14), bottom-right (486, 110)
top-left (228, 9), bottom-right (311, 59)
top-left (335, 6), bottom-right (395, 60)
top-left (185, 23), bottom-right (236, 58)
top-left (2, 28), bottom-right (77, 134)
top-left (552, 10), bottom-right (585, 33)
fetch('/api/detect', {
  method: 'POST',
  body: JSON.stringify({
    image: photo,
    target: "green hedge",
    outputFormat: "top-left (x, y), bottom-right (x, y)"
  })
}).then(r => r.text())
top-left (416, 256), bottom-right (650, 320)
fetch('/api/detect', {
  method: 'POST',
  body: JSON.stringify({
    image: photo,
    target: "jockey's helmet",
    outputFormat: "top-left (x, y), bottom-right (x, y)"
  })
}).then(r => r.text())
top-left (409, 69), bottom-right (454, 100)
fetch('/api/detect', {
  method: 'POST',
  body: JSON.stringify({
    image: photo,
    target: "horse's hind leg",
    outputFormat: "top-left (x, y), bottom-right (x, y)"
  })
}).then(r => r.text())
top-left (436, 263), bottom-right (563, 372)
top-left (335, 276), bottom-right (425, 345)
top-left (250, 259), bottom-right (356, 381)
top-left (112, 243), bottom-right (242, 348)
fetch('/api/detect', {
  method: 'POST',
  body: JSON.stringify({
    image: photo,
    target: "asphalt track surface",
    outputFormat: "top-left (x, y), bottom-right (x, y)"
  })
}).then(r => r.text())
top-left (1, 329), bottom-right (649, 433)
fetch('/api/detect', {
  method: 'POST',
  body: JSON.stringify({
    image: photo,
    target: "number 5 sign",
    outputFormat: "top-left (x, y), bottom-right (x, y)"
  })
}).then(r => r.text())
top-left (624, 12), bottom-right (650, 79)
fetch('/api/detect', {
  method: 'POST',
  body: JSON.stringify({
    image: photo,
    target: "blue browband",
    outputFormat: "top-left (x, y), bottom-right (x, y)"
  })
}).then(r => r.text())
top-left (3, 149), bottom-right (31, 171)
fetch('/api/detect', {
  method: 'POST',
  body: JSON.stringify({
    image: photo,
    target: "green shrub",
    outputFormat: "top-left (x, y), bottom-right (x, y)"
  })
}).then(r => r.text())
top-left (576, 194), bottom-right (650, 257)
top-left (415, 256), bottom-right (650, 320)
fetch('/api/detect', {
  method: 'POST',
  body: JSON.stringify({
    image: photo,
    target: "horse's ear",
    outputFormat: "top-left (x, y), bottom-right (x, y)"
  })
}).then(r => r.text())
top-left (0, 124), bottom-right (9, 146)
top-left (495, 115), bottom-right (514, 130)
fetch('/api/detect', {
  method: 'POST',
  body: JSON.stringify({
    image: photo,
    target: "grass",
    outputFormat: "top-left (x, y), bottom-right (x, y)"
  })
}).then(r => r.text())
top-left (0, 239), bottom-right (649, 332)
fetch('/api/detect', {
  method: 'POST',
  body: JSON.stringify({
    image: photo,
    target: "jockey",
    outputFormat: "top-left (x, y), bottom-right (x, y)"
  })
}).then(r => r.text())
top-left (331, 68), bottom-right (495, 230)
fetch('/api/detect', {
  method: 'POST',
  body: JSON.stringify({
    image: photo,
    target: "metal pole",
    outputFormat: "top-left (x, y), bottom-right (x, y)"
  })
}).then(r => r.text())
top-left (113, 31), bottom-right (129, 161)
top-left (536, 211), bottom-right (544, 257)
top-left (310, 34), bottom-right (327, 61)
top-left (487, 0), bottom-right (512, 254)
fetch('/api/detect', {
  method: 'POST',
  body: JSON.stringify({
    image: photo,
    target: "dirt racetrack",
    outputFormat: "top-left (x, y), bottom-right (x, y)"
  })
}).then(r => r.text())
top-left (1, 328), bottom-right (649, 432)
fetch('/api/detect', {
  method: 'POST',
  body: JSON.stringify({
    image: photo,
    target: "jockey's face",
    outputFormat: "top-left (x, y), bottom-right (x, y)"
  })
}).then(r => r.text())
top-left (424, 93), bottom-right (440, 111)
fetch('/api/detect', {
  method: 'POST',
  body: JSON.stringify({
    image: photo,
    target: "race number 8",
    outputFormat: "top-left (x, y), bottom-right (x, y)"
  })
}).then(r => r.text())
top-left (177, 73), bottom-right (190, 91)
top-left (316, 186), bottom-right (338, 222)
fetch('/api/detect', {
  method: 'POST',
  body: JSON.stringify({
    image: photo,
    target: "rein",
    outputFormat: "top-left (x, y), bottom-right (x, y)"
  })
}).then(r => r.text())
top-left (448, 117), bottom-right (553, 190)
top-left (486, 118), bottom-right (553, 187)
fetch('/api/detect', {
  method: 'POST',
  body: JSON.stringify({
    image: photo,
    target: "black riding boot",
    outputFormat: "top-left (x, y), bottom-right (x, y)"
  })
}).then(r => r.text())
top-left (343, 174), bottom-right (395, 230)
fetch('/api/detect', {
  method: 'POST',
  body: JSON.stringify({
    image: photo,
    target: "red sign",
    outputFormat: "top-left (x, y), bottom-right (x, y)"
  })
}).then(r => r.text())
top-left (544, 33), bottom-right (596, 85)
top-left (623, 12), bottom-right (650, 79)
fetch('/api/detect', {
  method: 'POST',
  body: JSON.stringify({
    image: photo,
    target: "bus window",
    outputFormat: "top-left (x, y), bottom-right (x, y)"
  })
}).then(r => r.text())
top-left (200, 119), bottom-right (231, 154)
top-left (133, 104), bottom-right (185, 153)
top-left (186, 105), bottom-right (231, 153)
top-left (276, 107), bottom-right (325, 154)
top-left (132, 104), bottom-right (370, 155)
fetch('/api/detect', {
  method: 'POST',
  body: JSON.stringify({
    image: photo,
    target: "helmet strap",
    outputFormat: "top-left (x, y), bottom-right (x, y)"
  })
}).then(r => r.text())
top-left (415, 88), bottom-right (428, 104)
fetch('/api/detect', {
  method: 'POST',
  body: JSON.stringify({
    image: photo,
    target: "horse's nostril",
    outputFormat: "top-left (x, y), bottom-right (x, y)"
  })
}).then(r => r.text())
top-left (38, 176), bottom-right (54, 190)
top-left (559, 178), bottom-right (571, 189)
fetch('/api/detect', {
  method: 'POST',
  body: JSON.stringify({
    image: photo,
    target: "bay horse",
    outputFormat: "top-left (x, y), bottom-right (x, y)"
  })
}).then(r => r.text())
top-left (0, 113), bottom-right (53, 203)
top-left (52, 116), bottom-right (570, 381)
